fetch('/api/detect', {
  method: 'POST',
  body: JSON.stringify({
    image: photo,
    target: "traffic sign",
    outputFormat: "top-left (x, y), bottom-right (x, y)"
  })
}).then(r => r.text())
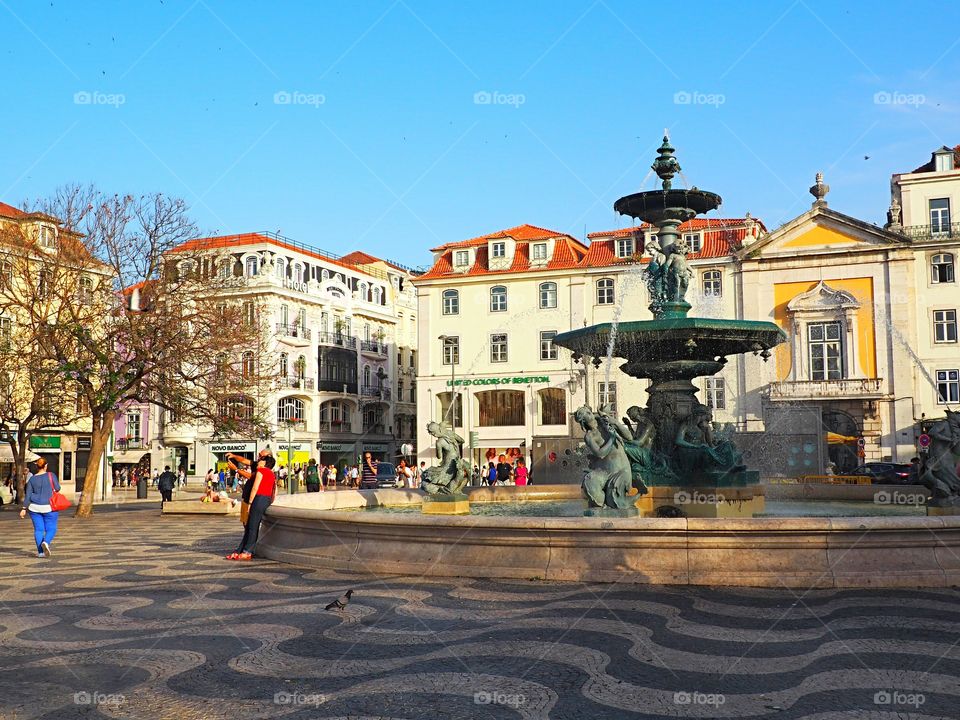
top-left (857, 437), bottom-right (866, 448)
top-left (918, 433), bottom-right (931, 448)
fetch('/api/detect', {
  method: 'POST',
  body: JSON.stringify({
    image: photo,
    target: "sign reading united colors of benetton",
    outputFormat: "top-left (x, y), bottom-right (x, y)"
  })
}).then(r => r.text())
top-left (446, 376), bottom-right (550, 387)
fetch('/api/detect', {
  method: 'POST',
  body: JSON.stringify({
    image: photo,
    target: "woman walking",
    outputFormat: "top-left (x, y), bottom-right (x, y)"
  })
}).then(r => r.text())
top-left (20, 458), bottom-right (61, 558)
top-left (227, 454), bottom-right (277, 561)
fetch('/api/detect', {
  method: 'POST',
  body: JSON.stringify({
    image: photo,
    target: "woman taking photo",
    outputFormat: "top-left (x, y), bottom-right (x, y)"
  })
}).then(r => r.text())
top-left (227, 454), bottom-right (277, 561)
top-left (20, 458), bottom-right (61, 558)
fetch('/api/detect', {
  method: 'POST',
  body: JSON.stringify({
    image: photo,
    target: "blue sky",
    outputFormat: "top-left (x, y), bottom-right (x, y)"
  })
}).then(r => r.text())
top-left (2, 1), bottom-right (958, 267)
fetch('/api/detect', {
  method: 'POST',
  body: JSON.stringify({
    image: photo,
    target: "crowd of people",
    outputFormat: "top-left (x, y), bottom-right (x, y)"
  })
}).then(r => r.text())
top-left (472, 455), bottom-right (531, 486)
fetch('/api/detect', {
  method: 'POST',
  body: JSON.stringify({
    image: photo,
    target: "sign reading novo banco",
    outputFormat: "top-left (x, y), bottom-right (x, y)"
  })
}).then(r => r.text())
top-left (446, 375), bottom-right (550, 387)
top-left (209, 441), bottom-right (256, 454)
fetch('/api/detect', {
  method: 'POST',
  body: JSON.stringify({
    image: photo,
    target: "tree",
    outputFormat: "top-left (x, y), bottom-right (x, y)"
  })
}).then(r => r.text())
top-left (21, 186), bottom-right (272, 517)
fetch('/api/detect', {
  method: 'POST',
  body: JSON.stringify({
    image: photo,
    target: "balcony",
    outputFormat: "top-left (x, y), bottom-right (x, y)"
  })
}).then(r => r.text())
top-left (318, 421), bottom-right (352, 434)
top-left (316, 379), bottom-right (358, 394)
top-left (276, 323), bottom-right (311, 346)
top-left (277, 376), bottom-right (315, 391)
top-left (318, 331), bottom-right (357, 349)
top-left (361, 385), bottom-right (392, 400)
top-left (900, 222), bottom-right (959, 242)
top-left (362, 424), bottom-right (386, 435)
top-left (115, 438), bottom-right (146, 450)
top-left (360, 340), bottom-right (388, 356)
top-left (765, 378), bottom-right (888, 401)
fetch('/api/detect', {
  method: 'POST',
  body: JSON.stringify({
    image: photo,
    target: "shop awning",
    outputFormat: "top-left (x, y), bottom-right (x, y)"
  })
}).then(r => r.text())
top-left (0, 446), bottom-right (39, 463)
top-left (826, 432), bottom-right (859, 445)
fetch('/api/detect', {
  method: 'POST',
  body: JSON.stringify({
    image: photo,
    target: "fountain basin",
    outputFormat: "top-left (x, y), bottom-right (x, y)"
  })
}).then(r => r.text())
top-left (614, 189), bottom-right (722, 221)
top-left (257, 486), bottom-right (960, 588)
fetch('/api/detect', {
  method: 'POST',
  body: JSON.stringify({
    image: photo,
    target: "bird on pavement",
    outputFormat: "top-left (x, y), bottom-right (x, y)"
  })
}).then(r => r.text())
top-left (325, 589), bottom-right (353, 611)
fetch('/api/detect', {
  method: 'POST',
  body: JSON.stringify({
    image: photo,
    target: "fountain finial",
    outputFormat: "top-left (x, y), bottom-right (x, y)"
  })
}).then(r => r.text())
top-left (809, 171), bottom-right (829, 207)
top-left (652, 135), bottom-right (681, 191)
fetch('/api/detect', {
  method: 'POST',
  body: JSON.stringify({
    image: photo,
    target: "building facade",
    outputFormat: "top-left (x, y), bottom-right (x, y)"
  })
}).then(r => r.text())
top-left (153, 233), bottom-right (418, 477)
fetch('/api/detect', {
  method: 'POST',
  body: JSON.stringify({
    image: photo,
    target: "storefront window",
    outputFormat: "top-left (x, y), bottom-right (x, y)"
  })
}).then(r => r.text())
top-left (477, 389), bottom-right (525, 427)
top-left (539, 387), bottom-right (566, 425)
top-left (438, 391), bottom-right (463, 426)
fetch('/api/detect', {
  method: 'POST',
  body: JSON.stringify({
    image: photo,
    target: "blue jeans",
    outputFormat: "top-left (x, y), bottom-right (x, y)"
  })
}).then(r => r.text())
top-left (29, 510), bottom-right (58, 551)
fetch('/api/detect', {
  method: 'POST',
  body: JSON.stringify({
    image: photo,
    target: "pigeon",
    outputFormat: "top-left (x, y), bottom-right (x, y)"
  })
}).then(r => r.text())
top-left (325, 589), bottom-right (353, 611)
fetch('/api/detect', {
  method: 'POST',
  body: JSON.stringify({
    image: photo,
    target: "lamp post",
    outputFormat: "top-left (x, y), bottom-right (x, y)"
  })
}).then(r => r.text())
top-left (438, 335), bottom-right (457, 424)
top-left (286, 417), bottom-right (299, 494)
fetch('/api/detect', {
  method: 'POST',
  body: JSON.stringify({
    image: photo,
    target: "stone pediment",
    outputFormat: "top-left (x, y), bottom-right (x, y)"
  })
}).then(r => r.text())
top-left (786, 280), bottom-right (859, 313)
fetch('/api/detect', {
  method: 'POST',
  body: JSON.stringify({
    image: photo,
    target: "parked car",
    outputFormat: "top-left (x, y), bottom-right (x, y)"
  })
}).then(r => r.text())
top-left (359, 462), bottom-right (399, 490)
top-left (839, 462), bottom-right (913, 484)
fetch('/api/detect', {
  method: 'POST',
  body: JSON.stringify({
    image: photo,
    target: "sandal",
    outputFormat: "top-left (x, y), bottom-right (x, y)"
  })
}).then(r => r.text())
top-left (225, 552), bottom-right (241, 560)
top-left (236, 552), bottom-right (253, 561)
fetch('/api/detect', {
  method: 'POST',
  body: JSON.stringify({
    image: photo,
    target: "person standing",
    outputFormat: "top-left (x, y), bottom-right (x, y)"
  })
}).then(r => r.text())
top-left (487, 461), bottom-right (498, 486)
top-left (19, 458), bottom-right (60, 558)
top-left (348, 463), bottom-right (359, 488)
top-left (177, 467), bottom-right (186, 489)
top-left (398, 459), bottom-right (413, 488)
top-left (305, 459), bottom-right (321, 492)
top-left (361, 452), bottom-right (377, 489)
top-left (157, 465), bottom-right (177, 504)
top-left (496, 454), bottom-right (512, 485)
top-left (514, 458), bottom-right (529, 486)
top-left (227, 454), bottom-right (277, 561)
top-left (218, 467), bottom-right (226, 491)
top-left (151, 468), bottom-right (160, 488)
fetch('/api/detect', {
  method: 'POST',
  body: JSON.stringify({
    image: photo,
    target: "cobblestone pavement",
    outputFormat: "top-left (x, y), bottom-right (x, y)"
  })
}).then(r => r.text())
top-left (0, 506), bottom-right (959, 719)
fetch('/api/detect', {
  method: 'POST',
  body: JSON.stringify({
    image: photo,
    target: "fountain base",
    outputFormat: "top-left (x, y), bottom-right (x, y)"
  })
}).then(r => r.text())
top-left (927, 498), bottom-right (960, 516)
top-left (584, 506), bottom-right (639, 518)
top-left (422, 493), bottom-right (470, 515)
top-left (636, 484), bottom-right (765, 518)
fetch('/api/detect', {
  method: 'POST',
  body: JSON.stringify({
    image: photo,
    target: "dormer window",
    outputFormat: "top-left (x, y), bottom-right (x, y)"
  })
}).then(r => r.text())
top-left (532, 243), bottom-right (548, 261)
top-left (935, 149), bottom-right (955, 173)
top-left (453, 250), bottom-right (470, 268)
top-left (491, 242), bottom-right (506, 258)
top-left (683, 233), bottom-right (702, 253)
top-left (38, 225), bottom-right (56, 249)
top-left (615, 237), bottom-right (634, 258)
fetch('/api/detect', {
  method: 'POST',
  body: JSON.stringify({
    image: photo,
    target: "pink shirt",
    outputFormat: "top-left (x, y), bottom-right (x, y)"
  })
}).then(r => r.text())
top-left (514, 466), bottom-right (528, 485)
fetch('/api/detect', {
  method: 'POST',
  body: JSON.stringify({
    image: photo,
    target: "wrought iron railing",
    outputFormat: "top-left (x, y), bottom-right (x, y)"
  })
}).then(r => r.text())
top-left (275, 323), bottom-right (311, 341)
top-left (360, 340), bottom-right (387, 354)
top-left (316, 379), bottom-right (358, 394)
top-left (318, 332), bottom-right (357, 348)
top-left (900, 222), bottom-right (959, 242)
top-left (277, 376), bottom-right (314, 390)
top-left (360, 385), bottom-right (392, 399)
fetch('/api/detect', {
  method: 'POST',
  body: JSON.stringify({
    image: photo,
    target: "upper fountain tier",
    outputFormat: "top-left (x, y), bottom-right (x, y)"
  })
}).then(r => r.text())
top-left (614, 136), bottom-right (722, 226)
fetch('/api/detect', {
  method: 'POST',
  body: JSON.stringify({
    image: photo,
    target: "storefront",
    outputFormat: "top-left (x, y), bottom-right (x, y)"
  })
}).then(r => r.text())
top-left (276, 441), bottom-right (312, 468)
top-left (208, 441), bottom-right (257, 473)
top-left (317, 441), bottom-right (356, 468)
top-left (363, 443), bottom-right (390, 462)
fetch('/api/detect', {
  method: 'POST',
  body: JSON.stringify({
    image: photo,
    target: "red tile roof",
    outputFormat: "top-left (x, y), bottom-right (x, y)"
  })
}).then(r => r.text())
top-left (0, 201), bottom-right (27, 219)
top-left (340, 250), bottom-right (413, 274)
top-left (430, 224), bottom-right (579, 251)
top-left (171, 233), bottom-right (376, 278)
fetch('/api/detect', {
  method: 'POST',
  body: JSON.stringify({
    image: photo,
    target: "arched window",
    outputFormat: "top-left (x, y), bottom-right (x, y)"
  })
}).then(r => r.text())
top-left (539, 282), bottom-right (557, 309)
top-left (280, 304), bottom-right (289, 326)
top-left (245, 256), bottom-right (258, 277)
top-left (364, 323), bottom-right (371, 342)
top-left (335, 273), bottom-right (344, 284)
top-left (437, 391), bottom-right (463, 426)
top-left (359, 282), bottom-right (368, 301)
top-left (442, 289), bottom-right (459, 315)
top-left (703, 270), bottom-right (722, 297)
top-left (363, 364), bottom-right (371, 387)
top-left (490, 285), bottom-right (507, 312)
top-left (295, 354), bottom-right (306, 380)
top-left (321, 268), bottom-right (330, 281)
top-left (539, 387), bottom-right (566, 425)
top-left (320, 400), bottom-right (350, 431)
top-left (219, 259), bottom-right (231, 279)
top-left (277, 397), bottom-right (304, 424)
top-left (279, 352), bottom-right (288, 377)
top-left (78, 275), bottom-right (93, 304)
top-left (477, 389), bottom-right (525, 427)
top-left (596, 278), bottom-right (614, 305)
top-left (293, 263), bottom-right (304, 283)
top-left (276, 257), bottom-right (286, 278)
top-left (373, 286), bottom-right (382, 304)
top-left (933, 253), bottom-right (955, 284)
top-left (241, 351), bottom-right (255, 378)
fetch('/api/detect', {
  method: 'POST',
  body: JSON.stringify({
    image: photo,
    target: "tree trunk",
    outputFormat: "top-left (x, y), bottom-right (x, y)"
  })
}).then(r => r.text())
top-left (74, 410), bottom-right (114, 518)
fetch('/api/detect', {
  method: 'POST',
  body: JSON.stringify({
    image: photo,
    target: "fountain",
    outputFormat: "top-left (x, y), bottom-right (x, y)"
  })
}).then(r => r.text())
top-left (553, 137), bottom-right (786, 518)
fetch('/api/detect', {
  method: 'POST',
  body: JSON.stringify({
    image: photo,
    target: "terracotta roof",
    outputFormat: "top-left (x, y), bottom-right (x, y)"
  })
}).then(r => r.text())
top-left (430, 224), bottom-right (577, 251)
top-left (0, 201), bottom-right (27, 219)
top-left (586, 218), bottom-right (764, 238)
top-left (912, 145), bottom-right (960, 173)
top-left (340, 250), bottom-right (414, 274)
top-left (171, 233), bottom-right (376, 278)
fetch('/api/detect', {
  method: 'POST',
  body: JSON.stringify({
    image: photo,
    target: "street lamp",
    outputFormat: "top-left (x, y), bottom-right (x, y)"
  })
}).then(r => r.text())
top-left (286, 416), bottom-right (300, 494)
top-left (438, 335), bottom-right (457, 424)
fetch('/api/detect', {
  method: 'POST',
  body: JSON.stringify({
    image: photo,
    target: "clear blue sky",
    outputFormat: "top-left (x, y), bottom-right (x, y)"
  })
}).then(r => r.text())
top-left (2, 1), bottom-right (958, 267)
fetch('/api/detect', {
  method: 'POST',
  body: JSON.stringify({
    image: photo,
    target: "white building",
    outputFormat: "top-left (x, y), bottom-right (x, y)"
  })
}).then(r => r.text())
top-left (160, 233), bottom-right (418, 476)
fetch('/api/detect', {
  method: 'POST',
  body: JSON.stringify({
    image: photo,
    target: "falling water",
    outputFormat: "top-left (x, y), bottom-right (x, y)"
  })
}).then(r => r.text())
top-left (603, 260), bottom-right (649, 389)
top-left (879, 310), bottom-right (940, 392)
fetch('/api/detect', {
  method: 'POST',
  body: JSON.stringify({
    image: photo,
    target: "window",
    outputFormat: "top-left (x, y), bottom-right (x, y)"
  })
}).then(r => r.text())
top-left (373, 286), bottom-right (382, 304)
top-left (280, 304), bottom-right (289, 327)
top-left (478, 389), bottom-right (525, 426)
top-left (218, 395), bottom-right (254, 421)
top-left (808, 322), bottom-right (842, 380)
top-left (242, 301), bottom-right (255, 327)
top-left (409, 350), bottom-right (416, 368)
top-left (491, 242), bottom-right (506, 258)
top-left (38, 225), bottom-right (56, 249)
top-left (78, 275), bottom-right (93, 303)
top-left (442, 337), bottom-right (459, 365)
top-left (321, 269), bottom-right (330, 281)
top-left (442, 289), bottom-right (459, 315)
top-left (540, 330), bottom-right (558, 360)
top-left (932, 253), bottom-right (955, 284)
top-left (930, 198), bottom-right (951, 235)
top-left (359, 282), bottom-right (368, 301)
top-left (277, 397), bottom-right (305, 423)
top-left (219, 259), bottom-right (231, 279)
top-left (705, 377), bottom-right (726, 410)
top-left (438, 391), bottom-right (463, 426)
top-left (37, 269), bottom-right (48, 298)
top-left (364, 323), bottom-right (371, 342)
top-left (937, 370), bottom-right (960, 404)
top-left (539, 282), bottom-right (557, 309)
top-left (532, 243), bottom-right (548, 261)
top-left (293, 263), bottom-right (304, 283)
top-left (615, 237), bottom-right (634, 258)
top-left (598, 382), bottom-right (617, 416)
top-left (295, 354), bottom-right (306, 380)
top-left (363, 364), bottom-right (371, 387)
top-left (320, 400), bottom-right (349, 430)
top-left (935, 310), bottom-right (958, 343)
top-left (241, 351), bottom-right (255, 378)
top-left (453, 250), bottom-right (470, 267)
top-left (703, 270), bottom-right (722, 297)
top-left (276, 258), bottom-right (286, 278)
top-left (297, 308), bottom-right (306, 329)
top-left (539, 387), bottom-right (566, 425)
top-left (490, 333), bottom-right (508, 362)
top-left (490, 285), bottom-right (507, 312)
top-left (597, 278), bottom-right (615, 305)
top-left (0, 317), bottom-right (10, 349)
top-left (126, 412), bottom-right (141, 442)
top-left (684, 233), bottom-right (702, 253)
top-left (936, 152), bottom-right (955, 172)
top-left (245, 256), bottom-right (258, 277)
top-left (279, 352), bottom-right (289, 377)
